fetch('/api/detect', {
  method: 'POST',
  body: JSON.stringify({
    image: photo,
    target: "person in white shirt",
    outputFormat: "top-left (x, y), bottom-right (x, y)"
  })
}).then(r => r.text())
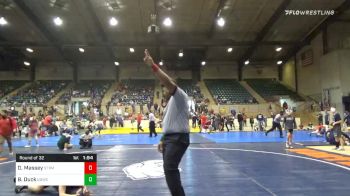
top-left (144, 49), bottom-right (189, 196)
top-left (79, 131), bottom-right (94, 149)
top-left (149, 111), bottom-right (157, 137)
top-left (265, 111), bottom-right (284, 138)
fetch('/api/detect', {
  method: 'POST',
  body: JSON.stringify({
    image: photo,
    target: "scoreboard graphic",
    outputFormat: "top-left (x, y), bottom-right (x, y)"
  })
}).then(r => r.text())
top-left (16, 154), bottom-right (97, 186)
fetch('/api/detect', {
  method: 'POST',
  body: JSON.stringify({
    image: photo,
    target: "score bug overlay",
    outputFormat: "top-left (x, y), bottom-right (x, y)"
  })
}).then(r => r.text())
top-left (16, 154), bottom-right (97, 186)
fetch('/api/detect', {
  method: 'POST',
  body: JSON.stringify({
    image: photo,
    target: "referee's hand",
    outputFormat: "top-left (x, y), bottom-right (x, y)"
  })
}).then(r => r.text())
top-left (144, 49), bottom-right (154, 67)
top-left (157, 141), bottom-right (164, 153)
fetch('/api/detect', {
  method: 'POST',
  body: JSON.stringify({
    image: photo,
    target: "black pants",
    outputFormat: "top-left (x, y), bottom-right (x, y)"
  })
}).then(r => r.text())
top-left (238, 121), bottom-right (243, 131)
top-left (79, 139), bottom-right (92, 148)
top-left (258, 121), bottom-right (264, 131)
top-left (192, 121), bottom-right (196, 128)
top-left (335, 132), bottom-right (350, 148)
top-left (137, 122), bottom-right (144, 132)
top-left (266, 122), bottom-right (283, 137)
top-left (163, 133), bottom-right (190, 196)
top-left (225, 122), bottom-right (230, 132)
top-left (149, 121), bottom-right (157, 137)
top-left (0, 135), bottom-right (12, 153)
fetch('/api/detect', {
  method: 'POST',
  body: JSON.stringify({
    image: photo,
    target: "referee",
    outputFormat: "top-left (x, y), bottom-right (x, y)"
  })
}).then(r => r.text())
top-left (149, 111), bottom-right (157, 137)
top-left (144, 49), bottom-right (190, 196)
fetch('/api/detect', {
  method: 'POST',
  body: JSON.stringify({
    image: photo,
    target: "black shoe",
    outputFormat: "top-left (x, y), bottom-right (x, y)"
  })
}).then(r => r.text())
top-left (15, 186), bottom-right (27, 194)
top-left (280, 136), bottom-right (284, 138)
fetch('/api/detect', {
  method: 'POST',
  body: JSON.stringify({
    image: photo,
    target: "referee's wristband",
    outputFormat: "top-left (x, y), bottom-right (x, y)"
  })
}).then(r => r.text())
top-left (152, 63), bottom-right (159, 72)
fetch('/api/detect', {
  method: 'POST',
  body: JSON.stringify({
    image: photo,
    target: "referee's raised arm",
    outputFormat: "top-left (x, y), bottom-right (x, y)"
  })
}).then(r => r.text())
top-left (143, 49), bottom-right (177, 95)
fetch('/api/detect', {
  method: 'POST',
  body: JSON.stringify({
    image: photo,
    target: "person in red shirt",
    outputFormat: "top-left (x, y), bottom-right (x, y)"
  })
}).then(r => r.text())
top-left (42, 115), bottom-right (55, 136)
top-left (43, 115), bottom-right (52, 126)
top-left (200, 112), bottom-right (207, 133)
top-left (137, 113), bottom-right (145, 132)
top-left (0, 110), bottom-right (14, 156)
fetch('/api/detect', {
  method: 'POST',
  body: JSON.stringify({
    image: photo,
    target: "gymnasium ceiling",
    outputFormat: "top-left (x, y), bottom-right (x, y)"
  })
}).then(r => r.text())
top-left (0, 0), bottom-right (349, 70)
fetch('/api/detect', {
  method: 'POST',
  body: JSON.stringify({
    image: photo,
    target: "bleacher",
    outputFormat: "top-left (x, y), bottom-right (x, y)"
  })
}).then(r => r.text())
top-left (205, 79), bottom-right (257, 104)
top-left (1, 80), bottom-right (69, 107)
top-left (176, 79), bottom-right (204, 101)
top-left (0, 81), bottom-right (26, 98)
top-left (57, 80), bottom-right (112, 105)
top-left (110, 79), bottom-right (154, 105)
top-left (245, 79), bottom-right (304, 101)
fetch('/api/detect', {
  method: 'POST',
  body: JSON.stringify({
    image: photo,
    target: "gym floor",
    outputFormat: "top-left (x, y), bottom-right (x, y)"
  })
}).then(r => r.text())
top-left (1, 130), bottom-right (350, 196)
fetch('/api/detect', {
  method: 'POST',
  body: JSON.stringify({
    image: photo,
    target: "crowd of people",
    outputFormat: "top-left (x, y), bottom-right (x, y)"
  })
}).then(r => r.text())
top-left (109, 80), bottom-right (154, 108)
top-left (0, 78), bottom-right (350, 160)
top-left (56, 81), bottom-right (111, 109)
top-left (0, 81), bottom-right (25, 99)
top-left (0, 81), bottom-right (68, 107)
top-left (0, 106), bottom-right (109, 159)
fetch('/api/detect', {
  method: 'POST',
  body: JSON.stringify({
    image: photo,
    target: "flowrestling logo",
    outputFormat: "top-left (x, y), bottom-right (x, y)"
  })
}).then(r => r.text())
top-left (123, 160), bottom-right (182, 180)
top-left (285, 10), bottom-right (335, 16)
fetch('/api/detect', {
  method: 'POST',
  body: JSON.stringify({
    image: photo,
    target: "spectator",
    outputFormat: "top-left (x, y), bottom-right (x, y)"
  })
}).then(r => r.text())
top-left (249, 116), bottom-right (254, 130)
top-left (79, 131), bottom-right (93, 149)
top-left (108, 115), bottom-right (115, 128)
top-left (192, 113), bottom-right (198, 128)
top-left (0, 110), bottom-right (15, 157)
top-left (237, 112), bottom-right (244, 131)
top-left (57, 133), bottom-right (73, 151)
top-left (200, 112), bottom-right (207, 133)
top-left (25, 117), bottom-right (39, 148)
top-left (137, 113), bottom-right (145, 133)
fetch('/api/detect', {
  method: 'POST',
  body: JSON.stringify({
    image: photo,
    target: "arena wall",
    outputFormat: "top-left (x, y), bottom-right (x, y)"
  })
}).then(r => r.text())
top-left (242, 65), bottom-right (278, 79)
top-left (78, 63), bottom-right (116, 80)
top-left (281, 60), bottom-right (296, 90)
top-left (328, 22), bottom-right (350, 52)
top-left (296, 32), bottom-right (323, 97)
top-left (320, 50), bottom-right (350, 114)
top-left (201, 64), bottom-right (238, 79)
top-left (36, 62), bottom-right (73, 80)
top-left (0, 70), bottom-right (30, 80)
top-left (119, 64), bottom-right (155, 80)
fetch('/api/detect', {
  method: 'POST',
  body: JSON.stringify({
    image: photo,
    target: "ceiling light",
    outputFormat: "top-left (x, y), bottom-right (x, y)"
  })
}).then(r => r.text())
top-left (109, 17), bottom-right (118, 26)
top-left (201, 61), bottom-right (206, 66)
top-left (178, 50), bottom-right (183, 57)
top-left (159, 61), bottom-right (163, 66)
top-left (0, 17), bottom-right (8, 26)
top-left (163, 17), bottom-right (172, 27)
top-left (79, 48), bottom-right (85, 53)
top-left (275, 47), bottom-right (282, 52)
top-left (227, 47), bottom-right (233, 53)
top-left (53, 16), bottom-right (63, 26)
top-left (277, 60), bottom-right (283, 65)
top-left (114, 61), bottom-right (119, 66)
top-left (129, 48), bottom-right (135, 53)
top-left (26, 48), bottom-right (34, 53)
top-left (24, 61), bottom-right (30, 66)
top-left (217, 17), bottom-right (225, 27)
top-left (244, 60), bottom-right (249, 65)
top-left (106, 1), bottom-right (120, 11)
